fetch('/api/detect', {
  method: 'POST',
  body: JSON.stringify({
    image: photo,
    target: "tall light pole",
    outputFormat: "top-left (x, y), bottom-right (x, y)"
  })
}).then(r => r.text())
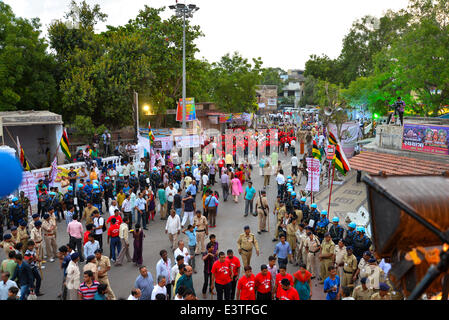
top-left (169, 2), bottom-right (199, 161)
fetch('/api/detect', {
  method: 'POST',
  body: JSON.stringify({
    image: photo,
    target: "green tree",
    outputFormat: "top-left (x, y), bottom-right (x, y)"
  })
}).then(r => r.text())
top-left (304, 54), bottom-right (342, 84)
top-left (261, 67), bottom-right (286, 95)
top-left (299, 76), bottom-right (320, 107)
top-left (210, 52), bottom-right (263, 113)
top-left (0, 2), bottom-right (58, 111)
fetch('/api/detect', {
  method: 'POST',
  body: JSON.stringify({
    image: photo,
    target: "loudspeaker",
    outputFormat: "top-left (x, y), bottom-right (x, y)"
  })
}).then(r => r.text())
top-left (363, 175), bottom-right (449, 257)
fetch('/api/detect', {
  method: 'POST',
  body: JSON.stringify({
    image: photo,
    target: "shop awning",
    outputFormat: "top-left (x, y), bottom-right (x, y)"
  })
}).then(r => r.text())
top-left (349, 151), bottom-right (449, 176)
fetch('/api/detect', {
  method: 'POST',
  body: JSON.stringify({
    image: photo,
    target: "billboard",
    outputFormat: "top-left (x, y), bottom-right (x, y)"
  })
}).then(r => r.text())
top-left (176, 98), bottom-right (196, 121)
top-left (402, 123), bottom-right (449, 155)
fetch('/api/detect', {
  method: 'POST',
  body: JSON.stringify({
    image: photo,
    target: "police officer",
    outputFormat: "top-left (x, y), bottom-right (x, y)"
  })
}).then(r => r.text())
top-left (340, 246), bottom-right (357, 287)
top-left (328, 216), bottom-right (344, 245)
top-left (91, 184), bottom-right (103, 213)
top-left (173, 166), bottom-right (182, 187)
top-left (18, 191), bottom-right (30, 223)
top-left (47, 192), bottom-right (60, 221)
top-left (315, 210), bottom-right (329, 242)
top-left (64, 186), bottom-right (76, 214)
top-left (298, 197), bottom-right (309, 224)
top-left (150, 167), bottom-right (161, 193)
top-left (237, 226), bottom-right (259, 267)
top-left (9, 197), bottom-right (24, 227)
top-left (309, 203), bottom-right (320, 231)
top-left (29, 213), bottom-right (40, 230)
top-left (273, 201), bottom-right (286, 242)
top-left (129, 172), bottom-right (139, 194)
top-left (304, 227), bottom-right (320, 279)
top-left (115, 174), bottom-right (125, 194)
top-left (352, 227), bottom-right (372, 262)
top-left (30, 220), bottom-right (44, 262)
top-left (42, 213), bottom-right (57, 262)
top-left (138, 169), bottom-right (148, 191)
top-left (319, 232), bottom-right (334, 284)
top-left (343, 222), bottom-right (357, 247)
top-left (256, 190), bottom-right (269, 234)
top-left (102, 177), bottom-right (114, 212)
top-left (371, 282), bottom-right (391, 300)
top-left (17, 220), bottom-right (29, 254)
top-left (76, 183), bottom-right (87, 217)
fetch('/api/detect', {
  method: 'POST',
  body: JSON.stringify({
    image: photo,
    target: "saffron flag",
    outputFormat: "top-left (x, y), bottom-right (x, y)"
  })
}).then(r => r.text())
top-left (328, 132), bottom-right (350, 175)
top-left (148, 122), bottom-right (155, 147)
top-left (16, 136), bottom-right (30, 171)
top-left (60, 129), bottom-right (71, 159)
top-left (312, 140), bottom-right (321, 160)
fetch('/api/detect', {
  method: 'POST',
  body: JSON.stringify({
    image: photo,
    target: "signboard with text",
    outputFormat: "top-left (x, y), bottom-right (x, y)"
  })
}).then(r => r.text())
top-left (176, 98), bottom-right (196, 122)
top-left (305, 157), bottom-right (321, 192)
top-left (174, 135), bottom-right (200, 148)
top-left (402, 123), bottom-right (449, 155)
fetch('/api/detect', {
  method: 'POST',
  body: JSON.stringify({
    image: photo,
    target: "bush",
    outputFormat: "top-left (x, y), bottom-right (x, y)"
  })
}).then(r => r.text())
top-left (71, 115), bottom-right (108, 139)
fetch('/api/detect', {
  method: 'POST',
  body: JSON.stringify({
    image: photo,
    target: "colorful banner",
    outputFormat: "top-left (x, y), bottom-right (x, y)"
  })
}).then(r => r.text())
top-left (219, 114), bottom-right (232, 123)
top-left (18, 171), bottom-right (38, 205)
top-left (402, 123), bottom-right (449, 155)
top-left (176, 98), bottom-right (196, 122)
top-left (305, 157), bottom-right (321, 192)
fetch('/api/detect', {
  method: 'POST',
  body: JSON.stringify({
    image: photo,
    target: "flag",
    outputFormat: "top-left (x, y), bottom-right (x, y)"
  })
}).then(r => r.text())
top-left (16, 136), bottom-right (30, 171)
top-left (312, 140), bottom-right (321, 160)
top-left (328, 131), bottom-right (350, 175)
top-left (148, 122), bottom-right (155, 147)
top-left (60, 129), bottom-right (71, 159)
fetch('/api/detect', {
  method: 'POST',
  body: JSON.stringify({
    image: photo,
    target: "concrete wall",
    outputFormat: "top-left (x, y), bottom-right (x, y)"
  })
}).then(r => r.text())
top-left (375, 125), bottom-right (404, 150)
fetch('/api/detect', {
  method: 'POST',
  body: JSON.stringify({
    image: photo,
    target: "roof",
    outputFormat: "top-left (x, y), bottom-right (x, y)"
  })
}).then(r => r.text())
top-left (349, 151), bottom-right (449, 176)
top-left (0, 110), bottom-right (63, 126)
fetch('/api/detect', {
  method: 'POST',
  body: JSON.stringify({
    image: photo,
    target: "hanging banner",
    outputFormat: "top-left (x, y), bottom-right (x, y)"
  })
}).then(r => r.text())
top-left (176, 98), bottom-right (196, 122)
top-left (18, 171), bottom-right (38, 205)
top-left (402, 123), bottom-right (449, 155)
top-left (305, 157), bottom-right (321, 192)
top-left (174, 135), bottom-right (200, 148)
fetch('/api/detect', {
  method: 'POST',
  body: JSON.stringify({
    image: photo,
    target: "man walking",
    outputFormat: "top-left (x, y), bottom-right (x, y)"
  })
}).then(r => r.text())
top-left (115, 216), bottom-right (132, 266)
top-left (67, 214), bottom-right (84, 262)
top-left (211, 252), bottom-right (233, 300)
top-left (255, 190), bottom-right (269, 234)
top-left (237, 226), bottom-right (259, 267)
top-left (181, 191), bottom-right (196, 228)
top-left (273, 234), bottom-right (292, 267)
top-left (135, 266), bottom-right (154, 300)
top-left (243, 182), bottom-right (256, 217)
top-left (156, 250), bottom-right (172, 299)
top-left (193, 210), bottom-right (208, 255)
top-left (165, 210), bottom-right (181, 250)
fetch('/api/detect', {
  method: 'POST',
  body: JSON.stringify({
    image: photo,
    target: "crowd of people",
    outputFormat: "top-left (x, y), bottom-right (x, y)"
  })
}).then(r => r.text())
top-left (0, 111), bottom-right (399, 301)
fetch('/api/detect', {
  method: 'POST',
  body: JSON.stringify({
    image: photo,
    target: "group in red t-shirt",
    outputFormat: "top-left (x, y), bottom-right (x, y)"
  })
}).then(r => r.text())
top-left (237, 274), bottom-right (256, 300)
top-left (278, 286), bottom-right (299, 300)
top-left (275, 272), bottom-right (294, 298)
top-left (255, 271), bottom-right (272, 294)
top-left (211, 260), bottom-right (232, 285)
top-left (106, 214), bottom-right (122, 226)
top-left (107, 223), bottom-right (120, 238)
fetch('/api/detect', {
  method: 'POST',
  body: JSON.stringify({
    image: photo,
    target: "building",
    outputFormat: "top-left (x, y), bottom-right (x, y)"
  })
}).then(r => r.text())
top-left (256, 85), bottom-right (278, 113)
top-left (0, 110), bottom-right (64, 169)
top-left (280, 69), bottom-right (306, 109)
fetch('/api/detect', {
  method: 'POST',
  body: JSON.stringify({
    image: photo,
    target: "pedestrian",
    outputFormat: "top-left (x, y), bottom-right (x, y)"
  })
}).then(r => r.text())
top-left (273, 234), bottom-right (292, 267)
top-left (64, 252), bottom-right (80, 300)
top-left (0, 272), bottom-right (17, 301)
top-left (243, 181), bottom-right (256, 217)
top-left (237, 226), bottom-right (259, 267)
top-left (166, 209), bottom-right (181, 250)
top-left (107, 218), bottom-right (121, 263)
top-left (371, 282), bottom-right (392, 300)
top-left (135, 192), bottom-right (147, 230)
top-left (256, 190), bottom-right (269, 234)
top-left (0, 251), bottom-right (17, 281)
top-left (24, 240), bottom-right (43, 296)
top-left (286, 217), bottom-right (299, 263)
top-left (273, 264), bottom-right (293, 300)
top-left (255, 264), bottom-right (272, 300)
top-left (94, 249), bottom-right (116, 300)
top-left (182, 225), bottom-right (197, 272)
top-left (132, 224), bottom-right (145, 267)
top-left (134, 266), bottom-right (154, 300)
top-left (156, 250), bottom-right (172, 299)
top-left (352, 277), bottom-right (373, 300)
top-left (334, 239), bottom-right (346, 279)
top-left (220, 169), bottom-right (230, 201)
top-left (30, 220), bottom-right (44, 263)
top-left (230, 173), bottom-right (242, 203)
top-left (205, 190), bottom-right (219, 228)
top-left (319, 232), bottom-right (335, 284)
top-left (157, 184), bottom-right (168, 220)
top-left (211, 252), bottom-right (233, 300)
top-left (201, 243), bottom-right (215, 298)
top-left (92, 210), bottom-right (105, 250)
top-left (181, 192), bottom-right (196, 228)
top-left (323, 266), bottom-right (340, 300)
top-left (83, 233), bottom-right (100, 259)
top-left (83, 255), bottom-right (98, 281)
top-left (340, 246), bottom-right (358, 288)
top-left (151, 275), bottom-right (168, 300)
top-left (236, 265), bottom-right (256, 300)
top-left (67, 213), bottom-right (84, 262)
top-left (304, 228), bottom-right (320, 279)
top-left (42, 213), bottom-right (57, 262)
top-left (127, 288), bottom-right (141, 300)
top-left (226, 249), bottom-right (241, 299)
top-left (78, 270), bottom-right (100, 300)
top-left (293, 263), bottom-right (312, 300)
top-left (174, 240), bottom-right (191, 266)
top-left (175, 265), bottom-right (195, 297)
top-left (115, 216), bottom-right (132, 266)
top-left (278, 278), bottom-right (299, 300)
top-left (193, 210), bottom-right (208, 255)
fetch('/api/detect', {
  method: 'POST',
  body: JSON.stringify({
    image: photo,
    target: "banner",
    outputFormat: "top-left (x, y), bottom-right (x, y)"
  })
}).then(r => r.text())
top-left (328, 122), bottom-right (362, 158)
top-left (19, 171), bottom-right (38, 205)
top-left (49, 157), bottom-right (58, 187)
top-left (176, 98), bottom-right (196, 122)
top-left (402, 123), bottom-right (449, 155)
top-left (305, 157), bottom-right (321, 192)
top-left (174, 135), bottom-right (200, 148)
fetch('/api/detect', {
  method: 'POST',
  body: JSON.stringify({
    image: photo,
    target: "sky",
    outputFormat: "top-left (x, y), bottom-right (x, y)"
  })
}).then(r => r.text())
top-left (4, 0), bottom-right (410, 70)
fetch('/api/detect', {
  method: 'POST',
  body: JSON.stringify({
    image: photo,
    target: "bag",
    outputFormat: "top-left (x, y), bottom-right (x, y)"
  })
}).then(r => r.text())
top-left (96, 217), bottom-right (106, 232)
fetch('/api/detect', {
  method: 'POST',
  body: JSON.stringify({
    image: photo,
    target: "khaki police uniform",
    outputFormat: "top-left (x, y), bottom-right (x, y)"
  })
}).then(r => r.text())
top-left (294, 209), bottom-right (303, 225)
top-left (334, 245), bottom-right (346, 279)
top-left (274, 205), bottom-right (286, 239)
top-left (352, 285), bottom-right (373, 300)
top-left (256, 195), bottom-right (269, 232)
top-left (304, 234), bottom-right (321, 278)
top-left (30, 226), bottom-right (43, 260)
top-left (0, 240), bottom-right (15, 257)
top-left (96, 255), bottom-right (116, 300)
top-left (286, 223), bottom-right (298, 260)
top-left (17, 226), bottom-right (29, 254)
top-left (370, 292), bottom-right (391, 300)
top-left (42, 218), bottom-right (58, 259)
top-left (83, 206), bottom-right (97, 225)
top-left (341, 253), bottom-right (358, 287)
top-left (319, 239), bottom-right (335, 282)
top-left (365, 264), bottom-right (384, 291)
top-left (83, 262), bottom-right (98, 281)
top-left (237, 232), bottom-right (259, 267)
top-left (295, 228), bottom-right (308, 265)
top-left (193, 214), bottom-right (208, 254)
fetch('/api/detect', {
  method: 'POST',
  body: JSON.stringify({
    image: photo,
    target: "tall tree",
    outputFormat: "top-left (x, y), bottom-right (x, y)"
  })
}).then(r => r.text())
top-left (261, 67), bottom-right (286, 95)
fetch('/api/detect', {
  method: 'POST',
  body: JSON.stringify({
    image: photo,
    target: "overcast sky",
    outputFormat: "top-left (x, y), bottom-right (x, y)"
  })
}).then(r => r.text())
top-left (5, 0), bottom-right (409, 70)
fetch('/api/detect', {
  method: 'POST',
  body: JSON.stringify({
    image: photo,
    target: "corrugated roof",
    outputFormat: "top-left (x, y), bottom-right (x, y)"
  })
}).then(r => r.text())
top-left (349, 151), bottom-right (449, 176)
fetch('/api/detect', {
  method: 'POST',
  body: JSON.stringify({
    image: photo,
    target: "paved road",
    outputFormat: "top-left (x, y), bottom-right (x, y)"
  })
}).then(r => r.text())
top-left (1, 152), bottom-right (365, 300)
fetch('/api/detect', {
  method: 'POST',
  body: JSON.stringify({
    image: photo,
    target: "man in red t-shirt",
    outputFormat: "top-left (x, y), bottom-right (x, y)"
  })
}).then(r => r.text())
top-left (255, 264), bottom-right (272, 300)
top-left (274, 264), bottom-right (293, 299)
top-left (107, 217), bottom-right (121, 262)
top-left (211, 251), bottom-right (233, 300)
top-left (225, 249), bottom-right (241, 299)
top-left (83, 224), bottom-right (95, 245)
top-left (236, 265), bottom-right (256, 300)
top-left (278, 278), bottom-right (299, 300)
top-left (106, 210), bottom-right (123, 225)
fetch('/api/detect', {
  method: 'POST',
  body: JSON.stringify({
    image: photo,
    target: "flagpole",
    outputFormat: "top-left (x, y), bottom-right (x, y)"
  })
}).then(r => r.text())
top-left (327, 162), bottom-right (335, 219)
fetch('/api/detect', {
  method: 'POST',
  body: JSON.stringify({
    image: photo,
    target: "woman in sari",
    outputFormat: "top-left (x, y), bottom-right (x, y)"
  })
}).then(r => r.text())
top-left (132, 224), bottom-right (145, 267)
top-left (293, 263), bottom-right (312, 300)
top-left (146, 188), bottom-right (156, 222)
top-left (230, 173), bottom-right (242, 203)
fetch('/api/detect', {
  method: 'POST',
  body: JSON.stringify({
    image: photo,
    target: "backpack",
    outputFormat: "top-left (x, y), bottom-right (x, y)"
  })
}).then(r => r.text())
top-left (95, 217), bottom-right (106, 232)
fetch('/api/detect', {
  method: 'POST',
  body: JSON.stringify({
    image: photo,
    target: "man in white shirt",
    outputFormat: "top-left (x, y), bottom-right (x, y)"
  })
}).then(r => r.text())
top-left (165, 210), bottom-right (181, 250)
top-left (92, 210), bottom-right (105, 249)
top-left (0, 272), bottom-right (18, 300)
top-left (291, 154), bottom-right (299, 177)
top-left (108, 167), bottom-right (117, 182)
top-left (151, 275), bottom-right (168, 300)
top-left (135, 192), bottom-right (148, 230)
top-left (173, 240), bottom-right (190, 266)
top-left (165, 183), bottom-right (176, 218)
top-left (121, 194), bottom-right (133, 228)
top-left (276, 170), bottom-right (286, 197)
top-left (193, 167), bottom-right (201, 185)
top-left (108, 200), bottom-right (119, 217)
top-left (127, 288), bottom-right (141, 300)
top-left (201, 173), bottom-right (208, 188)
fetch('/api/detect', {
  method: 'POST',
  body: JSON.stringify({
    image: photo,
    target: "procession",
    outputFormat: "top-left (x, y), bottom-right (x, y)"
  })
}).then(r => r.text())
top-left (1, 0), bottom-right (449, 304)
